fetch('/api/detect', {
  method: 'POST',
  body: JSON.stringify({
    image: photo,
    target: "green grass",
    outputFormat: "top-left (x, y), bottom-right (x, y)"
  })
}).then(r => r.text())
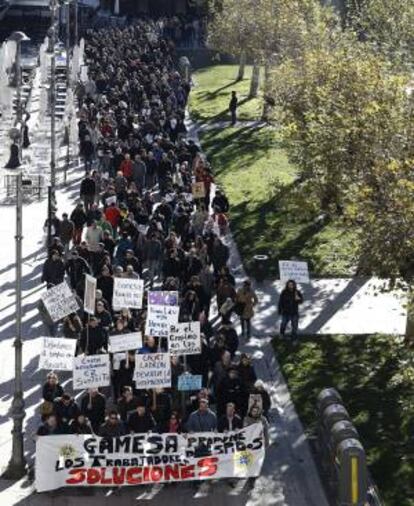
top-left (273, 334), bottom-right (414, 506)
top-left (199, 126), bottom-right (358, 277)
top-left (190, 65), bottom-right (263, 122)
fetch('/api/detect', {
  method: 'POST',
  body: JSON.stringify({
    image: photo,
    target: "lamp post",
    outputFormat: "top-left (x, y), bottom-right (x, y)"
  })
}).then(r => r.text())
top-left (47, 0), bottom-right (58, 246)
top-left (74, 0), bottom-right (78, 46)
top-left (2, 166), bottom-right (26, 479)
top-left (64, 0), bottom-right (71, 185)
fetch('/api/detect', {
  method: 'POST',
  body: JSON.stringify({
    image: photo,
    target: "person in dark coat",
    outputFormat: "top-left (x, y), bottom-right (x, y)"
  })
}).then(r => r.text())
top-left (249, 380), bottom-right (272, 419)
top-left (70, 203), bottom-right (87, 245)
top-left (42, 372), bottom-right (64, 403)
top-left (117, 386), bottom-right (141, 422)
top-left (98, 410), bottom-right (127, 437)
top-left (80, 388), bottom-right (106, 433)
top-left (229, 91), bottom-right (238, 126)
top-left (53, 393), bottom-right (80, 433)
top-left (37, 414), bottom-right (63, 436)
top-left (278, 279), bottom-right (303, 340)
top-left (216, 367), bottom-right (248, 417)
top-left (79, 316), bottom-right (107, 354)
top-left (41, 250), bottom-right (66, 288)
top-left (218, 402), bottom-right (243, 432)
top-left (237, 353), bottom-right (257, 388)
top-left (80, 172), bottom-right (96, 212)
top-left (65, 250), bottom-right (91, 290)
top-left (69, 414), bottom-right (93, 434)
top-left (127, 405), bottom-right (156, 434)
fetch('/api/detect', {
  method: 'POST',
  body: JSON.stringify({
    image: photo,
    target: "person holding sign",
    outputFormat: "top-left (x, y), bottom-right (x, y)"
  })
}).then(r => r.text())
top-left (278, 279), bottom-right (304, 342)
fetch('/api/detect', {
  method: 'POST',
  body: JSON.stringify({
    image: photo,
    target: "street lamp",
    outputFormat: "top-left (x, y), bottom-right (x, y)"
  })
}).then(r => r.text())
top-left (7, 31), bottom-right (30, 124)
top-left (2, 164), bottom-right (26, 479)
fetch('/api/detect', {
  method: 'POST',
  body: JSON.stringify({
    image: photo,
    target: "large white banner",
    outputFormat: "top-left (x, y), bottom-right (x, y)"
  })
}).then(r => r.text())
top-left (113, 278), bottom-right (144, 310)
top-left (109, 332), bottom-right (143, 353)
top-left (72, 354), bottom-right (111, 390)
top-left (38, 337), bottom-right (77, 371)
top-left (145, 305), bottom-right (179, 337)
top-left (84, 275), bottom-right (97, 315)
top-left (35, 424), bottom-right (265, 492)
top-left (278, 260), bottom-right (310, 284)
top-left (168, 322), bottom-right (201, 356)
top-left (134, 353), bottom-right (171, 389)
top-left (41, 282), bottom-right (79, 322)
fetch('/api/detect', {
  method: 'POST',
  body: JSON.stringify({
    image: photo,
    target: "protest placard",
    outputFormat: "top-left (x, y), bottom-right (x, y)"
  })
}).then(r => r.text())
top-left (73, 354), bottom-right (111, 390)
top-left (84, 274), bottom-right (97, 315)
top-left (168, 322), bottom-right (201, 356)
top-left (191, 181), bottom-right (205, 199)
top-left (35, 424), bottom-right (265, 492)
top-left (38, 337), bottom-right (77, 371)
top-left (148, 291), bottom-right (179, 306)
top-left (109, 332), bottom-right (142, 353)
top-left (113, 278), bottom-right (144, 310)
top-left (278, 260), bottom-right (310, 284)
top-left (178, 373), bottom-right (203, 391)
top-left (145, 304), bottom-right (179, 337)
top-left (41, 281), bottom-right (79, 322)
top-left (134, 353), bottom-right (171, 389)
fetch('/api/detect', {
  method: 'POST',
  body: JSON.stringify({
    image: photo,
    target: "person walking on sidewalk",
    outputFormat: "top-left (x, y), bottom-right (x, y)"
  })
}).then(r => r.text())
top-left (278, 279), bottom-right (303, 342)
top-left (229, 91), bottom-right (238, 126)
top-left (235, 279), bottom-right (258, 339)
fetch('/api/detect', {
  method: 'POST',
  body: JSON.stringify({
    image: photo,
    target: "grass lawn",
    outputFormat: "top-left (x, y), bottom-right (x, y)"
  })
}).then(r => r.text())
top-left (273, 334), bottom-right (414, 506)
top-left (189, 65), bottom-right (263, 122)
top-left (199, 126), bottom-right (359, 278)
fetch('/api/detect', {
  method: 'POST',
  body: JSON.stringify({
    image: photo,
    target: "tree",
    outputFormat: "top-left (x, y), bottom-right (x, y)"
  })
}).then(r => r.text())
top-left (346, 0), bottom-right (414, 70)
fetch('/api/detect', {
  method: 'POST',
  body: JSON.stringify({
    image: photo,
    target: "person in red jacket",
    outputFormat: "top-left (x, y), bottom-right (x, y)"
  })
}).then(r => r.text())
top-left (119, 153), bottom-right (133, 181)
top-left (105, 202), bottom-right (121, 231)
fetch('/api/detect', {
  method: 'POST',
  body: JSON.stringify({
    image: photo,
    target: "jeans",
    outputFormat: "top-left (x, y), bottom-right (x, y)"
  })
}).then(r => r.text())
top-left (241, 318), bottom-right (251, 338)
top-left (280, 314), bottom-right (299, 337)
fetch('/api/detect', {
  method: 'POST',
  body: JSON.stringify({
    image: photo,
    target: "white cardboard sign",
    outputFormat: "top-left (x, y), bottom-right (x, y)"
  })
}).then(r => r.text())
top-left (113, 278), bottom-right (144, 310)
top-left (84, 274), bottom-right (97, 315)
top-left (145, 304), bottom-right (179, 337)
top-left (278, 260), bottom-right (310, 284)
top-left (41, 281), bottom-right (79, 322)
top-left (109, 332), bottom-right (143, 353)
top-left (134, 353), bottom-right (171, 389)
top-left (72, 354), bottom-right (111, 390)
top-left (168, 322), bottom-right (201, 356)
top-left (38, 337), bottom-right (77, 371)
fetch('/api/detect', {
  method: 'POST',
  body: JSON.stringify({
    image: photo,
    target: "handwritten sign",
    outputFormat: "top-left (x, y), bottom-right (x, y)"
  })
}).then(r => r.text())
top-left (278, 260), bottom-right (310, 284)
top-left (134, 353), bottom-right (171, 389)
top-left (72, 354), bottom-right (111, 390)
top-left (178, 373), bottom-right (202, 391)
top-left (146, 304), bottom-right (179, 337)
top-left (109, 332), bottom-right (142, 353)
top-left (41, 281), bottom-right (79, 322)
top-left (192, 181), bottom-right (205, 199)
top-left (113, 278), bottom-right (144, 310)
top-left (168, 322), bottom-right (201, 356)
top-left (148, 291), bottom-right (179, 306)
top-left (38, 337), bottom-right (77, 371)
top-left (105, 195), bottom-right (117, 206)
top-left (84, 274), bottom-right (97, 315)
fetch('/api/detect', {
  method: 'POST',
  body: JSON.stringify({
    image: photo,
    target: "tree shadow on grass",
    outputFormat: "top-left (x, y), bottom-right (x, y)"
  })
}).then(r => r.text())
top-left (273, 334), bottom-right (414, 505)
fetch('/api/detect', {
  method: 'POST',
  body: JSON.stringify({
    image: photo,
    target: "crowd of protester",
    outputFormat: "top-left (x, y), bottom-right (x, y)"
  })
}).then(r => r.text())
top-left (37, 20), bottom-right (273, 444)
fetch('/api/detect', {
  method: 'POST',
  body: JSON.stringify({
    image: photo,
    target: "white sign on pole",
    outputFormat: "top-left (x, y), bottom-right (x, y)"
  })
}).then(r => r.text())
top-left (113, 278), bottom-right (144, 310)
top-left (134, 353), bottom-right (171, 389)
top-left (278, 260), bottom-right (310, 284)
top-left (168, 322), bottom-right (201, 356)
top-left (38, 337), bottom-right (77, 371)
top-left (109, 332), bottom-right (143, 353)
top-left (84, 274), bottom-right (97, 315)
top-left (145, 305), bottom-right (179, 337)
top-left (41, 281), bottom-right (79, 322)
top-left (73, 354), bottom-right (111, 390)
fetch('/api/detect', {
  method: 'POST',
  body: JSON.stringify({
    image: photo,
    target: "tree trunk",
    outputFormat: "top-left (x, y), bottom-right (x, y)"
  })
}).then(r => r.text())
top-left (262, 59), bottom-right (271, 121)
top-left (237, 51), bottom-right (246, 81)
top-left (249, 62), bottom-right (260, 98)
top-left (405, 288), bottom-right (414, 343)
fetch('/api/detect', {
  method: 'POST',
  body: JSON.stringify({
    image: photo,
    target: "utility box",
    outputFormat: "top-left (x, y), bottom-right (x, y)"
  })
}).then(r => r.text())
top-left (336, 438), bottom-right (368, 506)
